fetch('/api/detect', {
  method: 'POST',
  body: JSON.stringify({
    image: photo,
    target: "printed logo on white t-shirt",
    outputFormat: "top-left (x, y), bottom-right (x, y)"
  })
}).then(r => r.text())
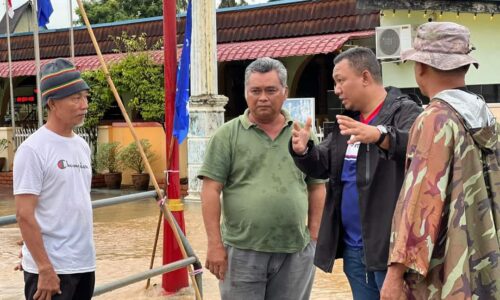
top-left (57, 160), bottom-right (90, 170)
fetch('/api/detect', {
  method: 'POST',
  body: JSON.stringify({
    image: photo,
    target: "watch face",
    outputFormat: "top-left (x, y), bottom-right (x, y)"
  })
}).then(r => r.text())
top-left (378, 125), bottom-right (388, 134)
top-left (376, 125), bottom-right (387, 145)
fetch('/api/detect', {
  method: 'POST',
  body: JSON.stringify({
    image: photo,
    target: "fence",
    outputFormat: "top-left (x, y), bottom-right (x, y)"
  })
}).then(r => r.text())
top-left (14, 127), bottom-right (94, 150)
top-left (0, 190), bottom-right (203, 297)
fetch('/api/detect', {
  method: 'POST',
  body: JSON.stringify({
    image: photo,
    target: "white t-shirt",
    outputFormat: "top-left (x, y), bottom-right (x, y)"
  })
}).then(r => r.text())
top-left (14, 126), bottom-right (96, 274)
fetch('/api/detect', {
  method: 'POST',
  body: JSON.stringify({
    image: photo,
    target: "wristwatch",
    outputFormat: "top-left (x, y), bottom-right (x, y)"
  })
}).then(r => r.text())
top-left (375, 125), bottom-right (388, 146)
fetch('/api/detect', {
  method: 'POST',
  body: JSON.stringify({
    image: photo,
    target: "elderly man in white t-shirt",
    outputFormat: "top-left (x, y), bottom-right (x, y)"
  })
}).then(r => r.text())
top-left (14, 58), bottom-right (95, 300)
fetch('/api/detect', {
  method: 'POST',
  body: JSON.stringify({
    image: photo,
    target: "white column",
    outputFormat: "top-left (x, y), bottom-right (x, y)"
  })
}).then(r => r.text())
top-left (185, 0), bottom-right (228, 201)
top-left (190, 0), bottom-right (218, 96)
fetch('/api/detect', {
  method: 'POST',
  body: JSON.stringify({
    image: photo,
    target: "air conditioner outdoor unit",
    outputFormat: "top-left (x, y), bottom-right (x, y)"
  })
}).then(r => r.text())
top-left (376, 25), bottom-right (412, 60)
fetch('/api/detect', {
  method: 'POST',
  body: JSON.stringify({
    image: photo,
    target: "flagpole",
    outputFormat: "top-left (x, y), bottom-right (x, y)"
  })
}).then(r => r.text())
top-left (69, 0), bottom-right (75, 62)
top-left (75, 0), bottom-right (201, 297)
top-left (6, 0), bottom-right (16, 147)
top-left (31, 0), bottom-right (43, 128)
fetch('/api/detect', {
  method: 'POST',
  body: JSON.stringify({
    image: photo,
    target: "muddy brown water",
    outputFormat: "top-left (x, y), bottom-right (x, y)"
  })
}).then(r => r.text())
top-left (0, 188), bottom-right (352, 299)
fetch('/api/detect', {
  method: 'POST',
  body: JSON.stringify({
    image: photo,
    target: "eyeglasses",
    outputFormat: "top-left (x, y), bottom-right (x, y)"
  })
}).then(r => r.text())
top-left (248, 87), bottom-right (282, 97)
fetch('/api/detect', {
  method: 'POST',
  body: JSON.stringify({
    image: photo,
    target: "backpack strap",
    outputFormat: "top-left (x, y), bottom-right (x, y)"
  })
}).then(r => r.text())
top-left (435, 98), bottom-right (495, 202)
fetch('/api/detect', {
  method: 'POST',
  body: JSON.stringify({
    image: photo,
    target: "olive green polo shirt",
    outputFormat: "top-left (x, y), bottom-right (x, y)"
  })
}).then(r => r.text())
top-left (198, 109), bottom-right (325, 253)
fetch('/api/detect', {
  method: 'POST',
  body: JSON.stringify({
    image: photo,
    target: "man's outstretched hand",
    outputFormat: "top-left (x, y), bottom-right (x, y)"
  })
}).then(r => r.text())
top-left (14, 239), bottom-right (23, 271)
top-left (337, 115), bottom-right (380, 144)
top-left (292, 117), bottom-right (313, 155)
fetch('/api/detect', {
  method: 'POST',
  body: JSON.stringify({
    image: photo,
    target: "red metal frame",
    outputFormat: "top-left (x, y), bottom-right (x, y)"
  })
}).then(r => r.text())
top-left (162, 0), bottom-right (188, 293)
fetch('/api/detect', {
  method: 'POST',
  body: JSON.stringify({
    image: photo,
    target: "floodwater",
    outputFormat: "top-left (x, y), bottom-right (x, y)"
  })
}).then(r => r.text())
top-left (0, 188), bottom-right (352, 299)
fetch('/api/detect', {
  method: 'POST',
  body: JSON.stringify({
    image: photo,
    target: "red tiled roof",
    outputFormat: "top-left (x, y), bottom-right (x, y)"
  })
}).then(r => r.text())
top-left (0, 0), bottom-right (379, 63)
top-left (0, 30), bottom-right (373, 77)
top-left (0, 51), bottom-right (166, 77)
top-left (217, 30), bottom-right (374, 61)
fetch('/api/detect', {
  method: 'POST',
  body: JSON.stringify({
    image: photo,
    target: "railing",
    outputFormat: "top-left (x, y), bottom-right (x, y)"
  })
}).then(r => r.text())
top-left (0, 190), bottom-right (203, 297)
top-left (13, 127), bottom-right (93, 150)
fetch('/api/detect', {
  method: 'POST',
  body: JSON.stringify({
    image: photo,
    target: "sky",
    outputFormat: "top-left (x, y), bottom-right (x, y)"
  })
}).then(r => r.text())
top-left (1, 0), bottom-right (79, 29)
top-left (1, 0), bottom-right (268, 30)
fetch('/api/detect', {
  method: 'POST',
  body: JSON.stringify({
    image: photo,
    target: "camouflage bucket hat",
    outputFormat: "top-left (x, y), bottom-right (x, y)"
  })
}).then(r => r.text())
top-left (401, 22), bottom-right (479, 70)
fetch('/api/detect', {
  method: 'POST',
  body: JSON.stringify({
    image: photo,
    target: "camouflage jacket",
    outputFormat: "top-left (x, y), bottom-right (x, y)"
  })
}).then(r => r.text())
top-left (389, 89), bottom-right (500, 299)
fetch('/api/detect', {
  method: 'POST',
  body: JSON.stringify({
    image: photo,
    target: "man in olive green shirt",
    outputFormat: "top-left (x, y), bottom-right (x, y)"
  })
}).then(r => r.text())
top-left (199, 57), bottom-right (326, 299)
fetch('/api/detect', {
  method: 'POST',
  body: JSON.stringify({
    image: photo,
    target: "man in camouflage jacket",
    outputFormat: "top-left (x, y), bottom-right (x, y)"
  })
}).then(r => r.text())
top-left (381, 22), bottom-right (500, 300)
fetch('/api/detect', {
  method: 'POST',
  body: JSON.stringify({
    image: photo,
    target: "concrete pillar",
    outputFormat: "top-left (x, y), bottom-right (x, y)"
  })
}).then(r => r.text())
top-left (190, 0), bottom-right (218, 96)
top-left (185, 0), bottom-right (228, 201)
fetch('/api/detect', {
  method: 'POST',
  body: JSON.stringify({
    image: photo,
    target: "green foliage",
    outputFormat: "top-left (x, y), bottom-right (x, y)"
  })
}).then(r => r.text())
top-left (109, 33), bottom-right (165, 122)
top-left (95, 142), bottom-right (122, 173)
top-left (0, 138), bottom-right (10, 153)
top-left (113, 53), bottom-right (165, 122)
top-left (80, 33), bottom-right (164, 172)
top-left (219, 0), bottom-right (248, 8)
top-left (76, 0), bottom-right (164, 24)
top-left (111, 32), bottom-right (162, 53)
top-left (81, 69), bottom-right (114, 129)
top-left (119, 139), bottom-right (157, 174)
top-left (76, 0), bottom-right (249, 23)
top-left (81, 33), bottom-right (165, 127)
top-left (177, 0), bottom-right (188, 13)
top-left (81, 68), bottom-right (114, 169)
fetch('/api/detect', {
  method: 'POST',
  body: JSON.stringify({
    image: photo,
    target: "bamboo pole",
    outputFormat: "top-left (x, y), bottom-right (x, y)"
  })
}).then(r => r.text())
top-left (146, 135), bottom-right (175, 289)
top-left (75, 1), bottom-right (201, 298)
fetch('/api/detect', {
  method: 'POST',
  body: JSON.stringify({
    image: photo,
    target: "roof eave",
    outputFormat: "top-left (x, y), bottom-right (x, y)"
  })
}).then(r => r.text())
top-left (357, 0), bottom-right (500, 13)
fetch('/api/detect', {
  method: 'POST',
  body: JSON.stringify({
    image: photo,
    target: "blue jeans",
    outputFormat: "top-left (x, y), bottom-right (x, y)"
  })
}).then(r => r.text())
top-left (343, 246), bottom-right (387, 300)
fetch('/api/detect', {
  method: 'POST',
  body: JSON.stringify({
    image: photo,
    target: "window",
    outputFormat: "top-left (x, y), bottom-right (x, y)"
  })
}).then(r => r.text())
top-left (401, 84), bottom-right (500, 105)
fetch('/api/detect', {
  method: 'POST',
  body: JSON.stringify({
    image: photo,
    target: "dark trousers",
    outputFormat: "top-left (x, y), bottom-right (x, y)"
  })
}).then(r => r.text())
top-left (24, 271), bottom-right (95, 300)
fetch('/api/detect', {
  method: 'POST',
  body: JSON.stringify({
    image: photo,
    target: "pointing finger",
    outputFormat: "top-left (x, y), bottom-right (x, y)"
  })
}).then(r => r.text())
top-left (304, 117), bottom-right (312, 132)
top-left (293, 121), bottom-right (301, 132)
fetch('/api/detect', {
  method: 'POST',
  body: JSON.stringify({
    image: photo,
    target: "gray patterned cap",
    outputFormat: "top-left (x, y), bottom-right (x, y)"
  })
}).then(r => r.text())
top-left (401, 22), bottom-right (479, 70)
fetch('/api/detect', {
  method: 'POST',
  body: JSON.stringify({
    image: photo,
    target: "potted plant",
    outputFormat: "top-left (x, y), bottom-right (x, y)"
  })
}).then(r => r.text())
top-left (0, 138), bottom-right (11, 171)
top-left (95, 142), bottom-right (123, 189)
top-left (119, 139), bottom-right (156, 190)
top-left (81, 70), bottom-right (115, 188)
top-left (90, 156), bottom-right (106, 188)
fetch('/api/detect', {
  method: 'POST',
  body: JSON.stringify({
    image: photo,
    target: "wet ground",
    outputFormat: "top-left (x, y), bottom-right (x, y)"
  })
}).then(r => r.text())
top-left (0, 187), bottom-right (352, 299)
